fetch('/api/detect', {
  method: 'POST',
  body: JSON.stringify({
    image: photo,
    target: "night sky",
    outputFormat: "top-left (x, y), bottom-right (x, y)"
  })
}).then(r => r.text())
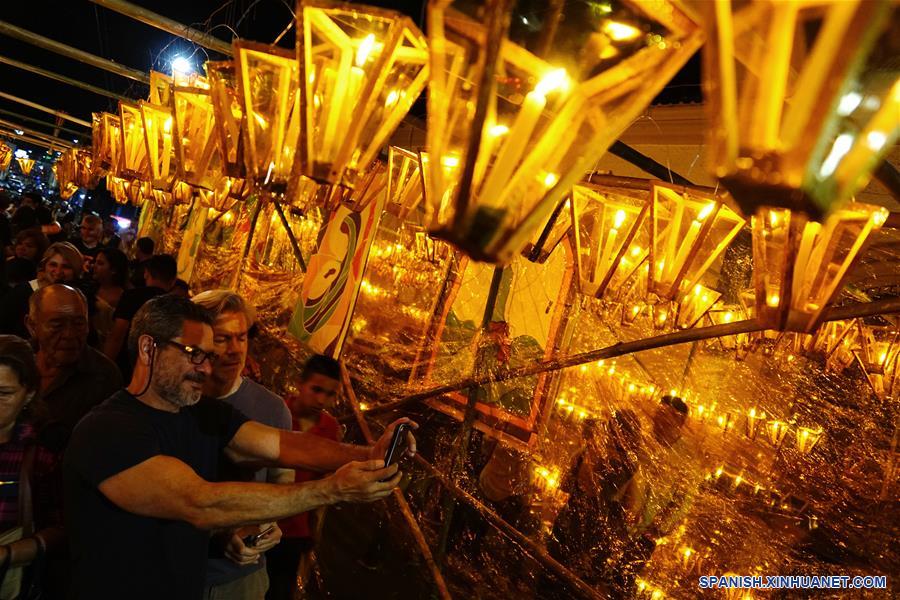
top-left (0, 1), bottom-right (425, 153)
top-left (0, 0), bottom-right (699, 155)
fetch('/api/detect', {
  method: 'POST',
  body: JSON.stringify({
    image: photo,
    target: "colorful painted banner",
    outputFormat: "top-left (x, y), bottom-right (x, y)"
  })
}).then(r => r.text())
top-left (176, 202), bottom-right (208, 284)
top-left (288, 193), bottom-right (386, 358)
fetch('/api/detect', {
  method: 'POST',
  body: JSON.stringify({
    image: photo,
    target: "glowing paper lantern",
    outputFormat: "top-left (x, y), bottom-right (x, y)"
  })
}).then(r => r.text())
top-left (0, 143), bottom-right (12, 172)
top-left (386, 146), bottom-right (424, 221)
top-left (234, 41), bottom-right (301, 197)
top-left (91, 112), bottom-right (122, 179)
top-left (54, 150), bottom-right (78, 199)
top-left (752, 203), bottom-right (888, 332)
top-left (572, 182), bottom-right (650, 298)
top-left (676, 284), bottom-right (721, 329)
top-left (423, 0), bottom-right (703, 263)
top-left (149, 71), bottom-right (173, 105)
top-left (746, 407), bottom-right (766, 440)
top-left (119, 101), bottom-right (151, 181)
top-left (854, 325), bottom-right (900, 400)
top-left (16, 156), bottom-right (34, 176)
top-left (72, 148), bottom-right (94, 188)
top-left (703, 0), bottom-right (899, 218)
top-left (141, 101), bottom-right (178, 190)
top-left (329, 163), bottom-right (387, 212)
top-left (206, 61), bottom-right (246, 179)
top-left (172, 78), bottom-right (223, 190)
top-left (766, 420), bottom-right (790, 447)
top-left (297, 1), bottom-right (429, 187)
top-left (796, 426), bottom-right (824, 454)
top-left (650, 181), bottom-right (746, 300)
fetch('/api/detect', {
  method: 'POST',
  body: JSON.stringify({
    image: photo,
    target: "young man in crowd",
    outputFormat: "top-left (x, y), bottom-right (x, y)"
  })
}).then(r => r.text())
top-left (266, 355), bottom-right (342, 600)
top-left (103, 254), bottom-right (176, 378)
top-left (64, 295), bottom-right (415, 600)
top-left (26, 284), bottom-right (122, 452)
top-left (192, 290), bottom-right (293, 599)
top-left (70, 214), bottom-right (104, 265)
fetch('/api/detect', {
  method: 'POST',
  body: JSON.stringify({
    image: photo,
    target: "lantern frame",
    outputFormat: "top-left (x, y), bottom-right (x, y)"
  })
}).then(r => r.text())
top-left (172, 79), bottom-right (222, 191)
top-left (752, 203), bottom-right (888, 332)
top-left (386, 146), bottom-right (424, 222)
top-left (118, 101), bottom-right (151, 182)
top-left (296, 0), bottom-right (429, 188)
top-left (572, 181), bottom-right (651, 299)
top-left (206, 60), bottom-right (247, 180)
top-left (703, 0), bottom-right (899, 218)
top-left (422, 0), bottom-right (704, 264)
top-left (649, 181), bottom-right (746, 300)
top-left (234, 40), bottom-right (302, 197)
top-left (141, 101), bottom-right (179, 190)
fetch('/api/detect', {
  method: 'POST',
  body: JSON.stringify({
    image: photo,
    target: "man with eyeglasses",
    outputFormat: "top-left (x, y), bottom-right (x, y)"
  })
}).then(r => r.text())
top-left (64, 295), bottom-right (415, 600)
top-left (192, 290), bottom-right (293, 600)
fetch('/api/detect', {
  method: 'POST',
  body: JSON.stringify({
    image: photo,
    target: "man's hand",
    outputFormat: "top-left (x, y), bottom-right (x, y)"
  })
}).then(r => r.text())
top-left (370, 418), bottom-right (418, 464)
top-left (325, 460), bottom-right (401, 503)
top-left (223, 523), bottom-right (283, 566)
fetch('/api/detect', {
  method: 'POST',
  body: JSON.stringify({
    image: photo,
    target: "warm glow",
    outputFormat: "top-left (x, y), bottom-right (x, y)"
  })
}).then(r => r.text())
top-left (766, 293), bottom-right (780, 307)
top-left (542, 172), bottom-right (559, 188)
top-left (613, 209), bottom-right (627, 229)
top-left (534, 68), bottom-right (569, 97)
top-left (489, 124), bottom-right (510, 137)
top-left (355, 34), bottom-right (377, 67)
top-left (603, 20), bottom-right (642, 42)
top-left (696, 202), bottom-right (716, 221)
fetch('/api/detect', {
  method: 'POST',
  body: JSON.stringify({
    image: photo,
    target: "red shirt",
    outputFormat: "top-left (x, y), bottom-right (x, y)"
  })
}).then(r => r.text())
top-left (279, 411), bottom-right (339, 539)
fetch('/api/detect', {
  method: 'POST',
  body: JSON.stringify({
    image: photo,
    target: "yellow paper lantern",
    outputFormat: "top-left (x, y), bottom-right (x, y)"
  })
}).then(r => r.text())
top-left (853, 325), bottom-right (900, 400)
top-left (386, 146), bottom-right (424, 221)
top-left (0, 143), bottom-right (12, 172)
top-left (234, 41), bottom-right (302, 197)
top-left (149, 70), bottom-right (173, 105)
top-left (650, 181), bottom-right (746, 300)
top-left (91, 112), bottom-right (122, 179)
top-left (572, 182), bottom-right (650, 298)
top-left (141, 101), bottom-right (179, 190)
top-left (106, 175), bottom-right (129, 204)
top-left (16, 156), bottom-right (34, 176)
top-left (766, 420), bottom-right (791, 447)
top-left (796, 426), bottom-right (824, 454)
top-left (703, 0), bottom-right (899, 218)
top-left (329, 162), bottom-right (387, 212)
top-left (296, 1), bottom-right (429, 187)
top-left (206, 60), bottom-right (247, 179)
top-left (676, 284), bottom-right (721, 329)
top-left (72, 148), bottom-right (94, 188)
top-left (172, 78), bottom-right (223, 191)
top-left (752, 203), bottom-right (888, 332)
top-left (54, 150), bottom-right (78, 199)
top-left (422, 0), bottom-right (703, 263)
top-left (745, 407), bottom-right (766, 440)
top-left (118, 101), bottom-right (151, 181)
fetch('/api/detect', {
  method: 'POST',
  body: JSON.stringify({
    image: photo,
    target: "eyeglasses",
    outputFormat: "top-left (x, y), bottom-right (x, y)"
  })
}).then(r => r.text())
top-left (161, 340), bottom-right (219, 365)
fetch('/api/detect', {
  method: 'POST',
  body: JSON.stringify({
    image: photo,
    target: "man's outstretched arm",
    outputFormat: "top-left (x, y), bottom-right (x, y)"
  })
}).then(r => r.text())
top-left (98, 454), bottom-right (400, 530)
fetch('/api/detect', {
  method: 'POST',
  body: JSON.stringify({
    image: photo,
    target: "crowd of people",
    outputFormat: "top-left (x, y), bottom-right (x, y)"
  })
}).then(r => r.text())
top-left (0, 189), bottom-right (416, 599)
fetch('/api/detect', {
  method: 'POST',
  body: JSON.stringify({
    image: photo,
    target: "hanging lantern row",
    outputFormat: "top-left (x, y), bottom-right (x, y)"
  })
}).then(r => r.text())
top-left (751, 202), bottom-right (888, 332)
top-left (703, 0), bottom-right (899, 220)
top-left (422, 0), bottom-right (704, 264)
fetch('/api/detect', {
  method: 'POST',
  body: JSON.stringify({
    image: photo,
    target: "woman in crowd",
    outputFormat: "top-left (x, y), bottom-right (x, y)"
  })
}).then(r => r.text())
top-left (90, 248), bottom-right (129, 348)
top-left (11, 230), bottom-right (49, 266)
top-left (0, 243), bottom-right (84, 338)
top-left (0, 335), bottom-right (65, 599)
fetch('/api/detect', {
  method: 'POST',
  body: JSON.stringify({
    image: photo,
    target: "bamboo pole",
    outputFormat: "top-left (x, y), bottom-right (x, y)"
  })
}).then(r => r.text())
top-left (273, 201), bottom-right (308, 273)
top-left (339, 366), bottom-right (453, 600)
top-left (232, 196), bottom-right (264, 290)
top-left (0, 117), bottom-right (76, 148)
top-left (0, 20), bottom-right (149, 84)
top-left (0, 91), bottom-right (92, 127)
top-left (413, 454), bottom-right (607, 600)
top-left (0, 107), bottom-right (90, 140)
top-left (89, 0), bottom-right (233, 56)
top-left (0, 130), bottom-right (59, 151)
top-left (0, 54), bottom-right (128, 102)
top-left (357, 295), bottom-right (900, 419)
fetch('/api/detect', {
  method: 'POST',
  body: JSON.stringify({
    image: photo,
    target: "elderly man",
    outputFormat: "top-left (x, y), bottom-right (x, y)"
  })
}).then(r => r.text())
top-left (26, 284), bottom-right (122, 452)
top-left (64, 295), bottom-right (415, 600)
top-left (192, 290), bottom-right (293, 599)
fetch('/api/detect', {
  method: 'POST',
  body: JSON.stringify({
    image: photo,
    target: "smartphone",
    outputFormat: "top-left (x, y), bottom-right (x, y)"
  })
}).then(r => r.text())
top-left (383, 423), bottom-right (410, 469)
top-left (242, 524), bottom-right (275, 548)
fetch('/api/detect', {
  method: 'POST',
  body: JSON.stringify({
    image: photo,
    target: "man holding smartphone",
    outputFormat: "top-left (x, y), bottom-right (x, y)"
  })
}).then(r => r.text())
top-left (63, 295), bottom-right (416, 600)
